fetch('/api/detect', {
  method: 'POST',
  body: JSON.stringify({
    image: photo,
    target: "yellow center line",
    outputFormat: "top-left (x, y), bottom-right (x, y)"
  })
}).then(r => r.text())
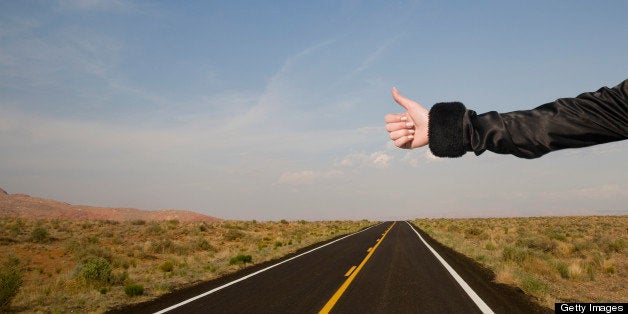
top-left (344, 266), bottom-right (357, 277)
top-left (319, 222), bottom-right (396, 314)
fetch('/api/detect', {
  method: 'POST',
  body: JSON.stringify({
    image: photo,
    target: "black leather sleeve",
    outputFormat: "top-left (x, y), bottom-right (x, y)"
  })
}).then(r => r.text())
top-left (428, 79), bottom-right (628, 159)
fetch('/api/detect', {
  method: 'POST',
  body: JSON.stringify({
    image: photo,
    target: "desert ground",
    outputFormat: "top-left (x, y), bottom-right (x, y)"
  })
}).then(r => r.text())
top-left (1, 190), bottom-right (625, 312)
top-left (413, 216), bottom-right (627, 308)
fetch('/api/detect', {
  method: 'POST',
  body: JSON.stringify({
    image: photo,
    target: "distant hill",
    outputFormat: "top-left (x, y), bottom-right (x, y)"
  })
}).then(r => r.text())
top-left (0, 187), bottom-right (220, 222)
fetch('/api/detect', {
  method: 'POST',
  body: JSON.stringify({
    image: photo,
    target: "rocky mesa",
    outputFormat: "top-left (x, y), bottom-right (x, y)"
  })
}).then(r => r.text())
top-left (0, 187), bottom-right (220, 222)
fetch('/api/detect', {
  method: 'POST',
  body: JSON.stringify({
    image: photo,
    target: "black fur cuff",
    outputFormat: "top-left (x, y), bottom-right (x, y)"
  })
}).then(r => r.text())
top-left (428, 102), bottom-right (467, 157)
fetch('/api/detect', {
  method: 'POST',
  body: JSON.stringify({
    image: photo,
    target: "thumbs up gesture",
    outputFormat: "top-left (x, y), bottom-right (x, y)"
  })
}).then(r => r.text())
top-left (385, 88), bottom-right (429, 149)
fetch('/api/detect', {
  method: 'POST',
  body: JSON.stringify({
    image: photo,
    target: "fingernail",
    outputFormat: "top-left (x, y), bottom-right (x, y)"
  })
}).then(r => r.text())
top-left (406, 122), bottom-right (414, 128)
top-left (400, 116), bottom-right (407, 122)
top-left (407, 135), bottom-right (414, 139)
top-left (408, 129), bottom-right (415, 134)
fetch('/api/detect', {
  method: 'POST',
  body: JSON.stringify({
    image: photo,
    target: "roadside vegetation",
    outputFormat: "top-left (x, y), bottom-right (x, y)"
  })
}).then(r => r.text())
top-left (412, 216), bottom-right (626, 308)
top-left (0, 218), bottom-right (373, 312)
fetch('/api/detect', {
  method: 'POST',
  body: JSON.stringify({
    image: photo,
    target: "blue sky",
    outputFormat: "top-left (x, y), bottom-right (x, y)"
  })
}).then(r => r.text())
top-left (1, 0), bottom-right (626, 220)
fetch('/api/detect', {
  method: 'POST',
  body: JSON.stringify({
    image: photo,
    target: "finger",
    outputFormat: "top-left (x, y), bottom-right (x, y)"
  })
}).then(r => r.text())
top-left (389, 128), bottom-right (415, 141)
top-left (384, 113), bottom-right (409, 123)
top-left (394, 134), bottom-right (414, 148)
top-left (386, 121), bottom-right (414, 132)
top-left (391, 87), bottom-right (418, 111)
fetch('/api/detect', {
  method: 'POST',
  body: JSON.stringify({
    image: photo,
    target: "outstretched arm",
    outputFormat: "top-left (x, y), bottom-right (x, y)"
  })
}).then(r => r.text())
top-left (464, 79), bottom-right (628, 158)
top-left (385, 79), bottom-right (628, 158)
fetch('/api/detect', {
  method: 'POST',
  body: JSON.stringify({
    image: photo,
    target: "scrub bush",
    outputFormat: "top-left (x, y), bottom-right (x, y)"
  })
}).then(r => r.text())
top-left (79, 257), bottom-right (112, 284)
top-left (229, 254), bottom-right (252, 265)
top-left (30, 226), bottom-right (49, 243)
top-left (124, 284), bottom-right (144, 297)
top-left (0, 256), bottom-right (22, 309)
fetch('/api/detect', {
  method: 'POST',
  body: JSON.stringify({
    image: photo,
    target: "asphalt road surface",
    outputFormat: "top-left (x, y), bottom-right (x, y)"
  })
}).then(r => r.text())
top-left (112, 221), bottom-right (550, 314)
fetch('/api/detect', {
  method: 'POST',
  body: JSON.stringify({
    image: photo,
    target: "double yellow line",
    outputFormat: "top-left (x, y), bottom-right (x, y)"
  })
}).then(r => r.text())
top-left (319, 222), bottom-right (396, 313)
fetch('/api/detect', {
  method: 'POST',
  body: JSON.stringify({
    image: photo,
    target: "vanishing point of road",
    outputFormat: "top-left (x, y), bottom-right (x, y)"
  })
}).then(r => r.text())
top-left (112, 221), bottom-right (550, 314)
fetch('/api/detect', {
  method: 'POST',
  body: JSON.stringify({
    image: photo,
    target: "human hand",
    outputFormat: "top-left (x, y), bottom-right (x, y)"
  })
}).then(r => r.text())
top-left (384, 87), bottom-right (429, 149)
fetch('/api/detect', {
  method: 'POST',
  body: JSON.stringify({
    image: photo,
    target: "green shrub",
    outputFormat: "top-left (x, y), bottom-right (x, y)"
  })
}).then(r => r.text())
top-left (605, 239), bottom-right (625, 254)
top-left (30, 226), bottom-right (49, 243)
top-left (9, 220), bottom-right (24, 236)
top-left (519, 273), bottom-right (547, 294)
top-left (79, 257), bottom-right (112, 284)
top-left (85, 235), bottom-right (99, 244)
top-left (446, 224), bottom-right (461, 233)
top-left (0, 256), bottom-right (22, 309)
top-left (223, 229), bottom-right (244, 241)
top-left (555, 262), bottom-right (570, 279)
top-left (546, 228), bottom-right (567, 241)
top-left (605, 265), bottom-right (616, 274)
top-left (159, 261), bottom-right (174, 273)
top-left (124, 284), bottom-right (144, 297)
top-left (147, 222), bottom-right (163, 235)
top-left (516, 236), bottom-right (555, 252)
top-left (229, 254), bottom-right (252, 265)
top-left (502, 246), bottom-right (530, 264)
top-left (465, 227), bottom-right (483, 237)
top-left (196, 238), bottom-right (215, 251)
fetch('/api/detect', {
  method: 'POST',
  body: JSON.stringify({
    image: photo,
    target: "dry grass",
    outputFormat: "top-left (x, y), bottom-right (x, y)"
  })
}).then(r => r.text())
top-left (412, 216), bottom-right (627, 308)
top-left (0, 218), bottom-right (374, 313)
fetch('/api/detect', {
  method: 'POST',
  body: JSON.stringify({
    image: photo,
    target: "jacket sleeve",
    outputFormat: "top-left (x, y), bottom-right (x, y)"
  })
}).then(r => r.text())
top-left (427, 79), bottom-right (628, 159)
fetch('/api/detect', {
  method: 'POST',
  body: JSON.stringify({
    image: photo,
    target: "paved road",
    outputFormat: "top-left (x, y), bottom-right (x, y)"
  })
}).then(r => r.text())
top-left (112, 221), bottom-right (549, 314)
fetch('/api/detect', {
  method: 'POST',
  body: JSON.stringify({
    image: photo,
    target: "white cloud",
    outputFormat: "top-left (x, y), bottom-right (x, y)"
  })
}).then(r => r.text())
top-left (401, 152), bottom-right (419, 167)
top-left (275, 170), bottom-right (344, 186)
top-left (338, 151), bottom-right (392, 169)
top-left (372, 152), bottom-right (392, 168)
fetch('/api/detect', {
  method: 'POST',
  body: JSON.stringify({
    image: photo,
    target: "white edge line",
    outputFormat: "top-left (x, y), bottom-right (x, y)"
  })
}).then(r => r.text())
top-left (154, 222), bottom-right (384, 314)
top-left (405, 221), bottom-right (495, 314)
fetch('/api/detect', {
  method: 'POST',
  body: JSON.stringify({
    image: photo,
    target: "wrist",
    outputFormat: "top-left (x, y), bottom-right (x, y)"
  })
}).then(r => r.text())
top-left (428, 102), bottom-right (466, 157)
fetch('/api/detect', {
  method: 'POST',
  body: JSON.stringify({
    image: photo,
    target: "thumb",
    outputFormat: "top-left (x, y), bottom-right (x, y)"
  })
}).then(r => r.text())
top-left (391, 87), bottom-right (418, 111)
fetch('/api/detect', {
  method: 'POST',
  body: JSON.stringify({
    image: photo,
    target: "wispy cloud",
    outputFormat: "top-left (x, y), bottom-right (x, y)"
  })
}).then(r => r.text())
top-left (338, 151), bottom-right (393, 169)
top-left (346, 34), bottom-right (401, 79)
top-left (56, 0), bottom-right (134, 12)
top-left (0, 18), bottom-right (120, 102)
top-left (275, 170), bottom-right (344, 186)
